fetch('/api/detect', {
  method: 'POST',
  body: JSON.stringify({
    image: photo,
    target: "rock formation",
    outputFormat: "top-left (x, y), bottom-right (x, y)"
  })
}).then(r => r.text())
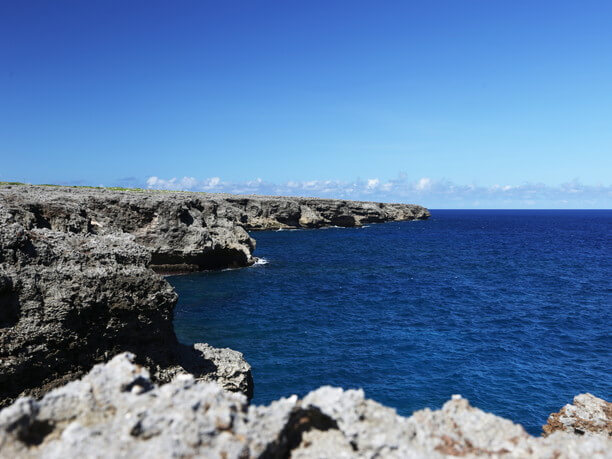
top-left (0, 185), bottom-right (429, 273)
top-left (0, 184), bottom-right (425, 407)
top-left (0, 184), bottom-right (609, 456)
top-left (0, 354), bottom-right (609, 458)
top-left (0, 203), bottom-right (252, 407)
top-left (543, 393), bottom-right (612, 437)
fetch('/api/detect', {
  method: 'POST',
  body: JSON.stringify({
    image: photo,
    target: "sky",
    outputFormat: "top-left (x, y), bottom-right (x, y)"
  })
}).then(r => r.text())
top-left (1, 1), bottom-right (611, 208)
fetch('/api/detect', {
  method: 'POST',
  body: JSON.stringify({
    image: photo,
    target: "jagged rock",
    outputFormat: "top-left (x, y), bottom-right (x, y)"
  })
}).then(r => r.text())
top-left (0, 354), bottom-right (609, 458)
top-left (0, 184), bottom-right (428, 407)
top-left (543, 393), bottom-right (612, 437)
top-left (194, 343), bottom-right (254, 400)
top-left (0, 185), bottom-right (256, 274)
top-left (0, 185), bottom-right (429, 273)
top-left (0, 354), bottom-right (250, 458)
top-left (231, 196), bottom-right (430, 231)
top-left (0, 207), bottom-right (252, 407)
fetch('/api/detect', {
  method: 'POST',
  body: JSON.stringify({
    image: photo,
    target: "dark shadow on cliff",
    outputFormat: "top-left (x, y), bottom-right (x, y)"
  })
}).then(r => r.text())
top-left (260, 407), bottom-right (341, 459)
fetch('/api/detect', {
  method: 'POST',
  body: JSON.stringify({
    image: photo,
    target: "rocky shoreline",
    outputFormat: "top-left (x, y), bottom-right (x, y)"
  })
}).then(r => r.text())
top-left (1, 354), bottom-right (610, 458)
top-left (0, 184), bottom-right (609, 457)
top-left (0, 184), bottom-right (428, 407)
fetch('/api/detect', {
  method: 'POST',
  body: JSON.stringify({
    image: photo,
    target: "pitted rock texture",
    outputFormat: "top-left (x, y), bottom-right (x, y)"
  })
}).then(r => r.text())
top-left (0, 205), bottom-right (252, 407)
top-left (0, 354), bottom-right (609, 458)
top-left (194, 343), bottom-right (254, 400)
top-left (225, 196), bottom-right (430, 231)
top-left (543, 393), bottom-right (612, 437)
top-left (0, 184), bottom-right (425, 406)
top-left (0, 185), bottom-right (429, 273)
top-left (0, 185), bottom-right (256, 274)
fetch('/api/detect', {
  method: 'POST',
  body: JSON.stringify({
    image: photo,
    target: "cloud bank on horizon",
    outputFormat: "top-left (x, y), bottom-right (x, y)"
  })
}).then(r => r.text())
top-left (143, 176), bottom-right (611, 209)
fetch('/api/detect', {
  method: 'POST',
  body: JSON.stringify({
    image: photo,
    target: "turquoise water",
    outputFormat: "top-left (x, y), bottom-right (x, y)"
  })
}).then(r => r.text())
top-left (171, 210), bottom-right (611, 434)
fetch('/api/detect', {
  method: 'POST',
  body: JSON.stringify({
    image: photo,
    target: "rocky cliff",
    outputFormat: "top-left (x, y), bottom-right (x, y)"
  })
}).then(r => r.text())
top-left (0, 185), bottom-right (429, 274)
top-left (4, 184), bottom-right (607, 457)
top-left (0, 354), bottom-right (609, 458)
top-left (0, 202), bottom-right (253, 407)
top-left (0, 184), bottom-right (427, 407)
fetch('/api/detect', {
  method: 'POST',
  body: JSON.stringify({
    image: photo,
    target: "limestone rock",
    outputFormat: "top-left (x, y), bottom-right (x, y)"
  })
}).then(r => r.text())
top-left (0, 184), bottom-right (428, 406)
top-left (0, 354), bottom-right (251, 458)
top-left (0, 207), bottom-right (252, 407)
top-left (194, 343), bottom-right (254, 399)
top-left (543, 393), bottom-right (612, 437)
top-left (0, 185), bottom-right (429, 274)
top-left (0, 185), bottom-right (256, 274)
top-left (0, 355), bottom-right (609, 458)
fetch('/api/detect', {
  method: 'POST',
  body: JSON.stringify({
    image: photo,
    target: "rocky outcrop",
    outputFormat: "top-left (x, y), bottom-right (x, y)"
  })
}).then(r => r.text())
top-left (0, 185), bottom-right (256, 274)
top-left (0, 205), bottom-right (252, 407)
top-left (543, 393), bottom-right (612, 437)
top-left (225, 196), bottom-right (430, 230)
top-left (0, 184), bottom-right (425, 407)
top-left (0, 354), bottom-right (609, 458)
top-left (193, 343), bottom-right (254, 400)
top-left (0, 185), bottom-right (429, 273)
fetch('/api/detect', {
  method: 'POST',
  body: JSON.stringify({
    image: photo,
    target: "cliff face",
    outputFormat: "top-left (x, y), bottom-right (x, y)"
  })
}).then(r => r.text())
top-left (224, 195), bottom-right (430, 230)
top-left (0, 185), bottom-right (429, 273)
top-left (0, 184), bottom-right (427, 407)
top-left (0, 203), bottom-right (252, 407)
top-left (0, 185), bottom-right (608, 456)
top-left (0, 353), bottom-right (609, 458)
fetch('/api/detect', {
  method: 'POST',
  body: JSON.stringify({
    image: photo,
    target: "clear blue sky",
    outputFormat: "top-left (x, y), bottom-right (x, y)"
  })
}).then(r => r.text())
top-left (1, 1), bottom-right (610, 207)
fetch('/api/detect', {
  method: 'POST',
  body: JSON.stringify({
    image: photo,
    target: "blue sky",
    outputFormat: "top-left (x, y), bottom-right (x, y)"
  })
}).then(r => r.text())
top-left (1, 1), bottom-right (610, 208)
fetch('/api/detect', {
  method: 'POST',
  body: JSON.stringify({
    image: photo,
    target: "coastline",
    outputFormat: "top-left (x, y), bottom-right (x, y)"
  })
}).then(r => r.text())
top-left (0, 184), bottom-right (609, 457)
top-left (0, 183), bottom-right (428, 407)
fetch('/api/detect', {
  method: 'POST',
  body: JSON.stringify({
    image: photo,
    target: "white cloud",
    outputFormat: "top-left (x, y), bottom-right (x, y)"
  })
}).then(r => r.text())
top-left (366, 178), bottom-right (379, 190)
top-left (415, 177), bottom-right (432, 191)
top-left (146, 176), bottom-right (200, 190)
top-left (143, 175), bottom-right (612, 208)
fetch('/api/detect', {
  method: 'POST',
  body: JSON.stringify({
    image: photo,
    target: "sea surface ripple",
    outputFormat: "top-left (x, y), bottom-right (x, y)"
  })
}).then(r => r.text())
top-left (172, 210), bottom-right (612, 434)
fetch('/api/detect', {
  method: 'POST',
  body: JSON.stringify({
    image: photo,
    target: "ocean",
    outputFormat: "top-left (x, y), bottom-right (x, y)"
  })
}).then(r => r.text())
top-left (171, 210), bottom-right (611, 435)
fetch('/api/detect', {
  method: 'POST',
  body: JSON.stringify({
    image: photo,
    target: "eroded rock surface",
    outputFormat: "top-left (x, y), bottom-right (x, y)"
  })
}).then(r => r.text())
top-left (0, 185), bottom-right (256, 274)
top-left (194, 343), bottom-right (254, 400)
top-left (543, 393), bottom-right (612, 437)
top-left (0, 354), bottom-right (609, 458)
top-left (0, 205), bottom-right (252, 407)
top-left (0, 185), bottom-right (429, 273)
top-left (0, 184), bottom-right (426, 406)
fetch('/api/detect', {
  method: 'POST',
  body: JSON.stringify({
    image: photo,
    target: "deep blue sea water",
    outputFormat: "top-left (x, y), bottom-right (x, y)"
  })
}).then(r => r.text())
top-left (171, 210), bottom-right (611, 435)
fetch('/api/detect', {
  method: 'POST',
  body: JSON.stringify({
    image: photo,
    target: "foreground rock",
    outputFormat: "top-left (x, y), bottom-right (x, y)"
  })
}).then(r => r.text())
top-left (0, 354), bottom-right (609, 458)
top-left (543, 393), bottom-right (612, 437)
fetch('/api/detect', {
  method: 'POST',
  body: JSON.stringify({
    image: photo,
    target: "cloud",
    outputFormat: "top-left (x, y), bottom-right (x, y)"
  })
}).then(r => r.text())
top-left (415, 177), bottom-right (432, 191)
top-left (366, 178), bottom-right (379, 190)
top-left (142, 175), bottom-right (612, 208)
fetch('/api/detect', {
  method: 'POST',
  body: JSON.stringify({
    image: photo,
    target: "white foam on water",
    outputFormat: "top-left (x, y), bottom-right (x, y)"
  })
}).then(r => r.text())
top-left (253, 257), bottom-right (269, 266)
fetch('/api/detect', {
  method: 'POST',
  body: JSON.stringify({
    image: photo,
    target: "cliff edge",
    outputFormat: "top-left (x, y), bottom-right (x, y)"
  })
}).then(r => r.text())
top-left (0, 184), bottom-right (427, 407)
top-left (0, 184), bottom-right (609, 457)
top-left (0, 185), bottom-right (429, 274)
